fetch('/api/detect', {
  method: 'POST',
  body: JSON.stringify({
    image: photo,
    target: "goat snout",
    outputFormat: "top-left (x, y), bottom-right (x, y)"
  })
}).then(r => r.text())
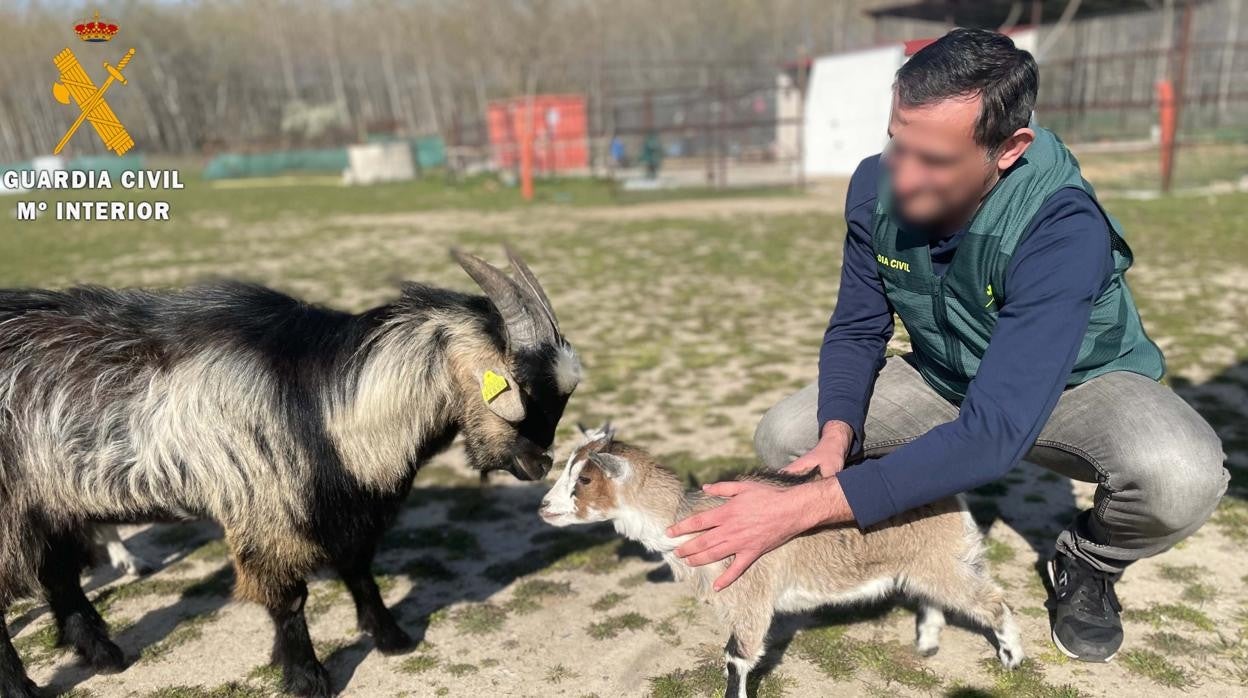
top-left (510, 452), bottom-right (553, 481)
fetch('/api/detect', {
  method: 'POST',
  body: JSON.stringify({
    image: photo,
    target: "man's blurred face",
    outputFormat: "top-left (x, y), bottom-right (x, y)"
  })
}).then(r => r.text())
top-left (885, 93), bottom-right (997, 228)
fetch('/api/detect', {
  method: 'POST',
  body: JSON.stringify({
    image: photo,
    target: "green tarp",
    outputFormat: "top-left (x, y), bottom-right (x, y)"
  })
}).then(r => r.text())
top-left (202, 137), bottom-right (447, 180)
top-left (202, 148), bottom-right (348, 180)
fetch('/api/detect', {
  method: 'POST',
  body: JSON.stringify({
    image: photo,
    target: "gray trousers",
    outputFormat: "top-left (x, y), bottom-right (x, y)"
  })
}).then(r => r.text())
top-left (754, 356), bottom-right (1229, 574)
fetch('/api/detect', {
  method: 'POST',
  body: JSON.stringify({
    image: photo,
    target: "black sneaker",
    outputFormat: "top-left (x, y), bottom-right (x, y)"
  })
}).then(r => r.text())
top-left (1047, 552), bottom-right (1124, 662)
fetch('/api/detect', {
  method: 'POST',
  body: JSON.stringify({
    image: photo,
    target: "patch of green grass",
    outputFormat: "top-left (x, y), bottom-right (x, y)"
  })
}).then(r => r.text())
top-left (246, 663), bottom-right (283, 689)
top-left (983, 538), bottom-right (1016, 565)
top-left (153, 525), bottom-right (213, 548)
top-left (1123, 602), bottom-right (1216, 632)
top-left (399, 653), bottom-right (440, 674)
top-left (384, 526), bottom-right (482, 559)
top-left (13, 622), bottom-right (64, 666)
top-left (401, 555), bottom-right (457, 582)
top-left (549, 539), bottom-right (626, 575)
top-left (1145, 631), bottom-right (1205, 656)
top-left (94, 569), bottom-right (232, 618)
top-left (140, 611), bottom-right (219, 663)
top-left (7, 598), bottom-right (38, 617)
top-left (963, 658), bottom-right (1083, 698)
top-left (586, 612), bottom-right (650, 640)
top-left (485, 527), bottom-right (622, 582)
top-left (590, 592), bottom-right (628, 612)
top-left (507, 579), bottom-right (574, 614)
top-left (1182, 581), bottom-right (1217, 604)
top-left (619, 571), bottom-right (650, 588)
top-left (648, 661), bottom-right (791, 698)
top-left (790, 626), bottom-right (857, 681)
top-left (545, 664), bottom-right (579, 684)
top-left (444, 489), bottom-right (509, 522)
top-left (1121, 648), bottom-right (1194, 688)
top-left (186, 539), bottom-right (231, 563)
top-left (143, 683), bottom-right (269, 698)
top-left (648, 662), bottom-right (721, 698)
top-left (852, 640), bottom-right (941, 690)
top-left (793, 625), bottom-right (942, 690)
top-left (452, 603), bottom-right (509, 635)
top-left (1158, 564), bottom-right (1205, 584)
top-left (1213, 498), bottom-right (1248, 542)
top-left (445, 662), bottom-right (478, 677)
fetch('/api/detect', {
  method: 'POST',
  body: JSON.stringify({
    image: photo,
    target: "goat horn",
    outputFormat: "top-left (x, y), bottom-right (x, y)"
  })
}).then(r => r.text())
top-left (504, 244), bottom-right (560, 341)
top-left (452, 248), bottom-right (542, 349)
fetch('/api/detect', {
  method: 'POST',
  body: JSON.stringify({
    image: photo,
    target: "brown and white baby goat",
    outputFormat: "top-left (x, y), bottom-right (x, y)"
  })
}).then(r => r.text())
top-left (540, 425), bottom-right (1023, 698)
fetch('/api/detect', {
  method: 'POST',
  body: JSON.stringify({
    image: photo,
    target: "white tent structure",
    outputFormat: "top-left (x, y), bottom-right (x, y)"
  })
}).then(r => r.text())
top-left (801, 28), bottom-right (1038, 177)
top-left (342, 142), bottom-right (415, 186)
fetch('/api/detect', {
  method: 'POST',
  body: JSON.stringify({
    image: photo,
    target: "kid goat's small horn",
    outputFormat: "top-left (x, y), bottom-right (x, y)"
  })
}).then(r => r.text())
top-left (452, 248), bottom-right (558, 349)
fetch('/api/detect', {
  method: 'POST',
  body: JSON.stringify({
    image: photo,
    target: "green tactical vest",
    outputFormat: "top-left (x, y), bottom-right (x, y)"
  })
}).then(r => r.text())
top-left (871, 127), bottom-right (1165, 402)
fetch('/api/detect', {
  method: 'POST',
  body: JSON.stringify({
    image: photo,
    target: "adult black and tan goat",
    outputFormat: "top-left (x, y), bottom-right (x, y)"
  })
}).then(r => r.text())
top-left (0, 248), bottom-right (580, 697)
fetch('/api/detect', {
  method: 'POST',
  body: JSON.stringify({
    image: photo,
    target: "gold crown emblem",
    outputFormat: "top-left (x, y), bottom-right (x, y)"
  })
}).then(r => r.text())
top-left (74, 11), bottom-right (119, 42)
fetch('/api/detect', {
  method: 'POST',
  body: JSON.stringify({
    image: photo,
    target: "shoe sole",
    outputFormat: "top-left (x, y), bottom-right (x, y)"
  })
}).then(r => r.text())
top-left (1046, 559), bottom-right (1118, 663)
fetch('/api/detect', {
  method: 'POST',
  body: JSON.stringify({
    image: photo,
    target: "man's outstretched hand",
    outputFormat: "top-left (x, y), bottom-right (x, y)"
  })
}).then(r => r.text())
top-left (667, 475), bottom-right (855, 591)
top-left (782, 420), bottom-right (855, 478)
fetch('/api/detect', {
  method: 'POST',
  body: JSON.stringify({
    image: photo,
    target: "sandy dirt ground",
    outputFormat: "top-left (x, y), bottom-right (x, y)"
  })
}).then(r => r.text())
top-left (8, 187), bottom-right (1248, 698)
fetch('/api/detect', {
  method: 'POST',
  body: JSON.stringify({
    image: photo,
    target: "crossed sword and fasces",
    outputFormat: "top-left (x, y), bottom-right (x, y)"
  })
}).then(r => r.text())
top-left (52, 47), bottom-right (136, 156)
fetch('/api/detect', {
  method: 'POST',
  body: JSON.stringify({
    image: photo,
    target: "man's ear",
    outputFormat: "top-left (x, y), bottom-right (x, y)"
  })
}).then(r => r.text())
top-left (588, 452), bottom-right (630, 480)
top-left (479, 369), bottom-right (525, 423)
top-left (993, 127), bottom-right (1035, 173)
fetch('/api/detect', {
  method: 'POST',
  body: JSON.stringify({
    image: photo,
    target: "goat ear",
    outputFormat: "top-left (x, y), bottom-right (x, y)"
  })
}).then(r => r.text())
top-left (479, 369), bottom-right (525, 423)
top-left (577, 420), bottom-right (615, 444)
top-left (589, 452), bottom-right (630, 480)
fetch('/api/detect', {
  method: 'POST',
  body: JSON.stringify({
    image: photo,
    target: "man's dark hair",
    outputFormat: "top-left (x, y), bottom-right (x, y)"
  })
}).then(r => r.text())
top-left (895, 28), bottom-right (1039, 154)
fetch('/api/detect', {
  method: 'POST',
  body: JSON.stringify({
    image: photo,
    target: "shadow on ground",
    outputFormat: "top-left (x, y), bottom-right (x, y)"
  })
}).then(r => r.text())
top-left (20, 478), bottom-right (652, 696)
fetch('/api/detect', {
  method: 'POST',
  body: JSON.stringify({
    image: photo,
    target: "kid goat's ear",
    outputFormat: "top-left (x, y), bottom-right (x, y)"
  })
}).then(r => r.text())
top-left (578, 420), bottom-right (614, 444)
top-left (588, 452), bottom-right (630, 479)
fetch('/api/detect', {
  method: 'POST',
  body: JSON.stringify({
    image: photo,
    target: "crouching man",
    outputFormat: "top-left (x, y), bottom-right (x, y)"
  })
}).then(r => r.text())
top-left (668, 28), bottom-right (1227, 662)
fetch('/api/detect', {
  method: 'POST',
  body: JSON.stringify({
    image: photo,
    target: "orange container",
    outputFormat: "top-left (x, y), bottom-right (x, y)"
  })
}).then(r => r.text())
top-left (488, 94), bottom-right (589, 173)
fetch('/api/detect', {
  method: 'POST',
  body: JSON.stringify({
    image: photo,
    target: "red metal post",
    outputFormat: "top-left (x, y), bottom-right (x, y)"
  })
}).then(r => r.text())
top-left (1163, 0), bottom-right (1195, 194)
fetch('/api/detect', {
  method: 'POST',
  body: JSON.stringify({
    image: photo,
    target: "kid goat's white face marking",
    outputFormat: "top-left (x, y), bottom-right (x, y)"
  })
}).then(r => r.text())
top-left (539, 453), bottom-right (596, 526)
top-left (539, 425), bottom-right (626, 527)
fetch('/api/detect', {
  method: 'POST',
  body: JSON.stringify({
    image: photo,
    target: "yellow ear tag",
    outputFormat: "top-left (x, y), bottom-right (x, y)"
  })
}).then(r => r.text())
top-left (481, 370), bottom-right (510, 403)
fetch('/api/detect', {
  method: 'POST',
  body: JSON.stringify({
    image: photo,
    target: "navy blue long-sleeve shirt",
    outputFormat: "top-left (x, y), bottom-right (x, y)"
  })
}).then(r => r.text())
top-left (820, 155), bottom-right (1115, 528)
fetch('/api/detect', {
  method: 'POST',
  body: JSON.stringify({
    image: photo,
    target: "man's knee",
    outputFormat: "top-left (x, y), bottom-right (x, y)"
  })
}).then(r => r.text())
top-left (1115, 426), bottom-right (1228, 535)
top-left (753, 385), bottom-right (818, 469)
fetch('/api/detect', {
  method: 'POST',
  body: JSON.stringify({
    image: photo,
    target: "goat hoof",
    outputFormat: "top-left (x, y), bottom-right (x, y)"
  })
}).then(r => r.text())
top-left (371, 626), bottom-right (415, 655)
top-left (282, 661), bottom-right (333, 697)
top-left (997, 645), bottom-right (1023, 670)
top-left (83, 639), bottom-right (127, 673)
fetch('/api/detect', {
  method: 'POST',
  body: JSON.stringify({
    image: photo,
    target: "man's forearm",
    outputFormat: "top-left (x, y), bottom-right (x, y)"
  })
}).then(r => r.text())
top-left (795, 475), bottom-right (856, 528)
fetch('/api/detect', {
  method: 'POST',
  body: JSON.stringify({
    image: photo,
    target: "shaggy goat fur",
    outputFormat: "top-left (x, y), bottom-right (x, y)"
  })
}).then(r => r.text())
top-left (541, 426), bottom-right (1023, 698)
top-left (0, 251), bottom-right (578, 698)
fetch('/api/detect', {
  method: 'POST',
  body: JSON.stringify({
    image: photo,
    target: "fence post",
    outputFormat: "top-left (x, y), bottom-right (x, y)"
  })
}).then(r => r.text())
top-left (1162, 0), bottom-right (1194, 194)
